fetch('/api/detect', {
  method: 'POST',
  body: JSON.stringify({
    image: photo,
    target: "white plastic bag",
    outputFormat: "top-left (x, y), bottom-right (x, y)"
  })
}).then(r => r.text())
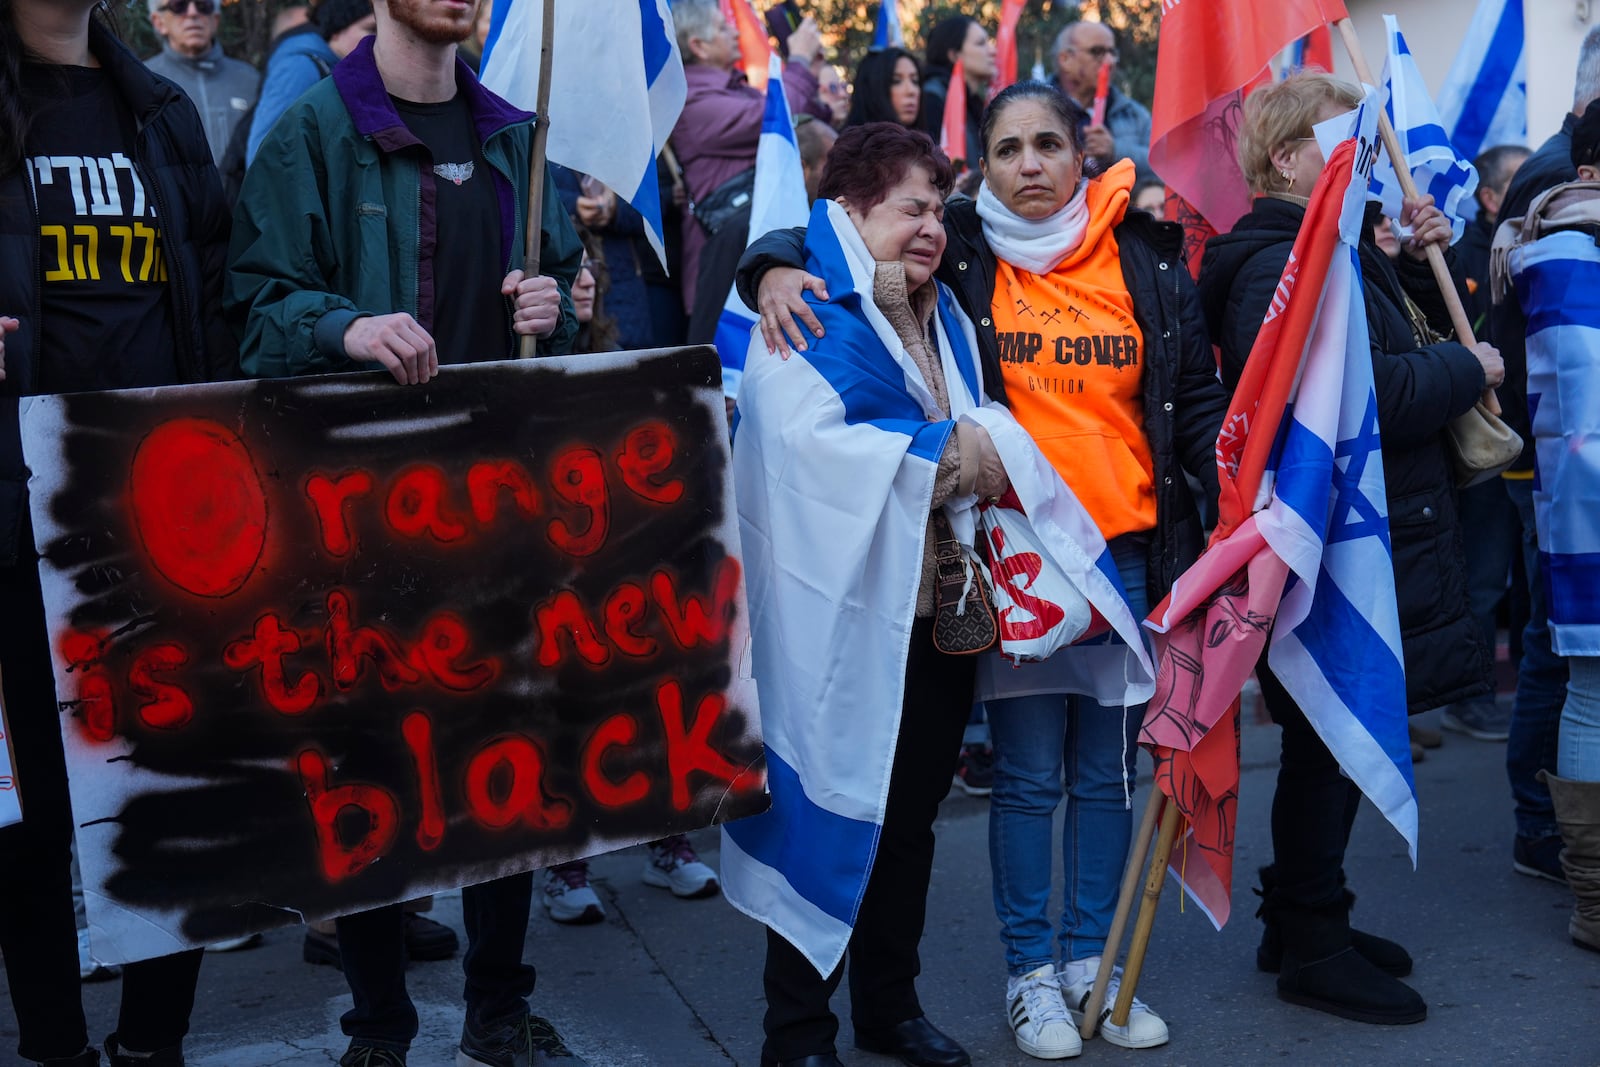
top-left (979, 497), bottom-right (1096, 663)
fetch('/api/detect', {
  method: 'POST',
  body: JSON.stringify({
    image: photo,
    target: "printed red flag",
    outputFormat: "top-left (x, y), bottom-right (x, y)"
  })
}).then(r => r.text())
top-left (1150, 0), bottom-right (1349, 238)
top-left (941, 55), bottom-right (968, 169)
top-left (991, 0), bottom-right (1027, 98)
top-left (1142, 138), bottom-right (1361, 926)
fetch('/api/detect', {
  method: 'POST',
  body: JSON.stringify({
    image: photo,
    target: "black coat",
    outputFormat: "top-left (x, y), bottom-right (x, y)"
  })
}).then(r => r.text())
top-left (736, 199), bottom-right (1229, 604)
top-left (0, 22), bottom-right (237, 565)
top-left (1197, 196), bottom-right (1491, 712)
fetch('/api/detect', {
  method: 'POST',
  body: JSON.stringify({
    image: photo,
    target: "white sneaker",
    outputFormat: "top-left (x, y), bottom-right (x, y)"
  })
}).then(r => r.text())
top-left (542, 862), bottom-right (606, 924)
top-left (1059, 957), bottom-right (1170, 1050)
top-left (1005, 965), bottom-right (1083, 1059)
top-left (642, 834), bottom-right (720, 899)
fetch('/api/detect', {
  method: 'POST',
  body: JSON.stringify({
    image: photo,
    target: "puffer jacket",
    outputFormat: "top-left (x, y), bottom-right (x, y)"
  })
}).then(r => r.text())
top-left (735, 196), bottom-right (1228, 604)
top-left (0, 21), bottom-right (237, 566)
top-left (1198, 196), bottom-right (1491, 712)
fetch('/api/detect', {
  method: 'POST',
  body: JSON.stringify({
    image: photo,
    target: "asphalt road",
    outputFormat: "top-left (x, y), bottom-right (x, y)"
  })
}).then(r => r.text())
top-left (3, 701), bottom-right (1597, 1066)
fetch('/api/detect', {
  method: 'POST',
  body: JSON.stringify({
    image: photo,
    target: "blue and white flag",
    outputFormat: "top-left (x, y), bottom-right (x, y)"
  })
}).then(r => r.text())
top-left (480, 0), bottom-right (685, 267)
top-left (721, 197), bottom-right (1151, 973)
top-left (715, 55), bottom-right (810, 400)
top-left (872, 1), bottom-right (905, 51)
top-left (1437, 0), bottom-right (1527, 161)
top-left (1371, 15), bottom-right (1479, 243)
top-left (1513, 212), bottom-right (1600, 656)
top-left (1263, 92), bottom-right (1418, 861)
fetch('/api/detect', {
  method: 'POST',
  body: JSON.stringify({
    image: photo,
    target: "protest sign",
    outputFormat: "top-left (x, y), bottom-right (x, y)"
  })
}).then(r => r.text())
top-left (22, 347), bottom-right (766, 964)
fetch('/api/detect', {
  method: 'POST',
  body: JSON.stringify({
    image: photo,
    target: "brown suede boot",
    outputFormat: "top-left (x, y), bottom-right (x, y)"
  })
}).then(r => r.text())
top-left (1539, 771), bottom-right (1600, 953)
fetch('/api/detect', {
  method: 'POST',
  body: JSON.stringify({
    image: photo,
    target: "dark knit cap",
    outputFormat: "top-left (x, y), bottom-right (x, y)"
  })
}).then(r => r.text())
top-left (1573, 105), bottom-right (1600, 169)
top-left (311, 0), bottom-right (373, 38)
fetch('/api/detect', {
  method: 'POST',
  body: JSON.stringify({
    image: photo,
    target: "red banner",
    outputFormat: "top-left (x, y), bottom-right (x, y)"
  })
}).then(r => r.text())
top-left (991, 0), bottom-right (1027, 98)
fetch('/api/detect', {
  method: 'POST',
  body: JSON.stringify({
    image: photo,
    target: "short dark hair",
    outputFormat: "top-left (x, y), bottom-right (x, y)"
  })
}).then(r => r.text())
top-left (818, 122), bottom-right (954, 211)
top-left (846, 47), bottom-right (924, 130)
top-left (924, 14), bottom-right (976, 74)
top-left (980, 81), bottom-right (1086, 162)
top-left (1474, 143), bottom-right (1530, 193)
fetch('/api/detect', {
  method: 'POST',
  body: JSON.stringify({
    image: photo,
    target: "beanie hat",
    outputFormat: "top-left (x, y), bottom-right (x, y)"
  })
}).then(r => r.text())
top-left (312, 0), bottom-right (373, 39)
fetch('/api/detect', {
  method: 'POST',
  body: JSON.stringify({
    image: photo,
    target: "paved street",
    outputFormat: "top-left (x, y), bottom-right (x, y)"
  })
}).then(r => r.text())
top-left (3, 701), bottom-right (1597, 1066)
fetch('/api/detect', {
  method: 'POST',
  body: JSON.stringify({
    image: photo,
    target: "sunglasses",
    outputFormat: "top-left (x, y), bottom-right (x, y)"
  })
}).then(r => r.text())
top-left (161, 0), bottom-right (217, 15)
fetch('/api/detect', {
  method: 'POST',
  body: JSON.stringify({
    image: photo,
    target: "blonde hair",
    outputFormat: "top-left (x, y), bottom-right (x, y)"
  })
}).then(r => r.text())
top-left (1237, 71), bottom-right (1362, 196)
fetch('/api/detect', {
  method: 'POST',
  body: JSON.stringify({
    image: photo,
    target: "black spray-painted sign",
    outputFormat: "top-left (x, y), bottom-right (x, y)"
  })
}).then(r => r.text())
top-left (22, 347), bottom-right (766, 964)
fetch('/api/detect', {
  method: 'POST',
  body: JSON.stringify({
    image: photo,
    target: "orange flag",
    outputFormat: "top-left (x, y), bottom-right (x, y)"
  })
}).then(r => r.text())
top-left (991, 0), bottom-right (1027, 98)
top-left (940, 56), bottom-right (968, 169)
top-left (722, 0), bottom-right (772, 90)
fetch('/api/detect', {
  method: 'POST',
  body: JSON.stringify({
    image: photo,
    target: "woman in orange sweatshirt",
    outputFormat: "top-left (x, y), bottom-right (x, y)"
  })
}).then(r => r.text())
top-left (740, 82), bottom-right (1227, 1060)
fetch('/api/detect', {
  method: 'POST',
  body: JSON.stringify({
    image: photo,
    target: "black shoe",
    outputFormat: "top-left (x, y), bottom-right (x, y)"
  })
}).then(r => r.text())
top-left (459, 1014), bottom-right (588, 1065)
top-left (758, 1057), bottom-right (845, 1067)
top-left (1265, 893), bottom-right (1427, 1025)
top-left (1513, 834), bottom-right (1568, 884)
top-left (303, 926), bottom-right (344, 969)
top-left (403, 912), bottom-right (459, 961)
top-left (338, 1045), bottom-right (406, 1067)
top-left (105, 1036), bottom-right (183, 1067)
top-left (854, 1016), bottom-right (970, 1067)
top-left (42, 1051), bottom-right (98, 1067)
top-left (1254, 870), bottom-right (1412, 977)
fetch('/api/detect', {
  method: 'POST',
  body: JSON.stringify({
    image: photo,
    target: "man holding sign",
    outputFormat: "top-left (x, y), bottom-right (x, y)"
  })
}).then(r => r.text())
top-left (226, 0), bottom-right (584, 1064)
top-left (1053, 21), bottom-right (1154, 184)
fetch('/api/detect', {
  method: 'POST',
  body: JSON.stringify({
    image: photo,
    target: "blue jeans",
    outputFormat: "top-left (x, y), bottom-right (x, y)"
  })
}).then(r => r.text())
top-left (1504, 478), bottom-right (1569, 842)
top-left (986, 540), bottom-right (1148, 973)
top-left (1561, 657), bottom-right (1600, 780)
top-left (1454, 478), bottom-right (1519, 713)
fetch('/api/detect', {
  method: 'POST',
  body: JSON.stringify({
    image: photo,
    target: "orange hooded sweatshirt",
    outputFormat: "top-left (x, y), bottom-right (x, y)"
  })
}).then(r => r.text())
top-left (988, 160), bottom-right (1154, 540)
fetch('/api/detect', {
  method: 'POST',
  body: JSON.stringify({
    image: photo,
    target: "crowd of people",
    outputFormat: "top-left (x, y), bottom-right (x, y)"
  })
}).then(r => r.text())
top-left (0, 1), bottom-right (1594, 1066)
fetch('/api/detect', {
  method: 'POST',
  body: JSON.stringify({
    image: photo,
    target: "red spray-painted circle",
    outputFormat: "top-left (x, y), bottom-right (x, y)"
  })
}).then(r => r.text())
top-left (129, 418), bottom-right (268, 598)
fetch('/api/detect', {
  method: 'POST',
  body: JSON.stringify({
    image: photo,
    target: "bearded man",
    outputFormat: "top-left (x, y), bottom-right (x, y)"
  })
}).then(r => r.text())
top-left (224, 0), bottom-right (583, 1062)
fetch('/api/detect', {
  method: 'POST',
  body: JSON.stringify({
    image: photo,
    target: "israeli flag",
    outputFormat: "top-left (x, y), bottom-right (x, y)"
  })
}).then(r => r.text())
top-left (715, 55), bottom-right (811, 400)
top-left (872, 1), bottom-right (905, 51)
top-left (1264, 93), bottom-right (1418, 861)
top-left (1437, 0), bottom-right (1527, 160)
top-left (1514, 228), bottom-right (1600, 657)
top-left (480, 0), bottom-right (686, 267)
top-left (1371, 16), bottom-right (1479, 243)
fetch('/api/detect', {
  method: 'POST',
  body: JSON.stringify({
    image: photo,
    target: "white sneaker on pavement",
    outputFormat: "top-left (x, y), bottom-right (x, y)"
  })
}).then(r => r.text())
top-left (1059, 957), bottom-right (1169, 1050)
top-left (543, 862), bottom-right (606, 924)
top-left (642, 834), bottom-right (720, 899)
top-left (1005, 964), bottom-right (1082, 1059)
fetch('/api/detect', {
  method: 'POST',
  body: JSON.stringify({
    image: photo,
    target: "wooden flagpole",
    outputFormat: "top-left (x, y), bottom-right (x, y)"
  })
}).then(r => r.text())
top-left (1080, 788), bottom-right (1165, 1039)
top-left (1109, 799), bottom-right (1184, 1028)
top-left (516, 0), bottom-right (558, 360)
top-left (1332, 18), bottom-right (1500, 414)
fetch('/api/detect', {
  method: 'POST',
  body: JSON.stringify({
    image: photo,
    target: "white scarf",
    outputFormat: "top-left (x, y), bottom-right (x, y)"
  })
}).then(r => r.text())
top-left (975, 178), bottom-right (1090, 275)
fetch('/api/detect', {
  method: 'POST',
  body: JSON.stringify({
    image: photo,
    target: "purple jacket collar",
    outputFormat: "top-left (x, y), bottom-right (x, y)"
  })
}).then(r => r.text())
top-left (332, 36), bottom-right (534, 154)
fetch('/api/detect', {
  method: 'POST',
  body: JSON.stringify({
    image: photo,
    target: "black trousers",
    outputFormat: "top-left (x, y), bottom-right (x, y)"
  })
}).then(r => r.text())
top-left (0, 557), bottom-right (203, 1062)
top-left (761, 617), bottom-right (975, 1061)
top-left (336, 871), bottom-right (537, 1050)
top-left (1259, 658), bottom-right (1362, 908)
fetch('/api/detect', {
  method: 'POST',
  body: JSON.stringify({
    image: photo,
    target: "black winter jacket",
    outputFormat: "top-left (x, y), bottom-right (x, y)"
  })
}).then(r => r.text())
top-left (1197, 196), bottom-right (1491, 713)
top-left (736, 199), bottom-right (1229, 604)
top-left (0, 22), bottom-right (237, 565)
